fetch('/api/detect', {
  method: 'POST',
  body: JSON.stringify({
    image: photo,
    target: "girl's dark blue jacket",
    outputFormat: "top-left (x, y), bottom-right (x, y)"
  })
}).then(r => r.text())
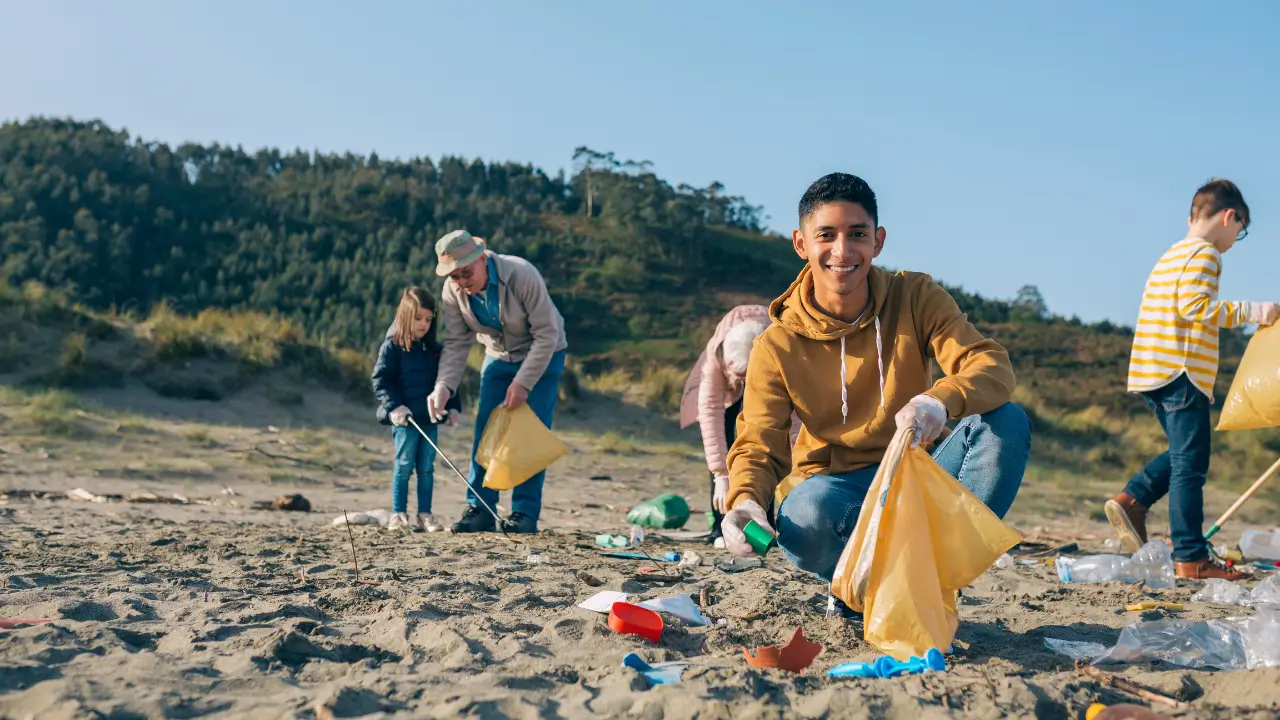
top-left (371, 326), bottom-right (462, 426)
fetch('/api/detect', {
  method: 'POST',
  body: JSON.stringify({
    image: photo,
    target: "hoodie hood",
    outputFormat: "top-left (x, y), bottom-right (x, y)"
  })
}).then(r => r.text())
top-left (770, 265), bottom-right (893, 340)
top-left (771, 265), bottom-right (895, 422)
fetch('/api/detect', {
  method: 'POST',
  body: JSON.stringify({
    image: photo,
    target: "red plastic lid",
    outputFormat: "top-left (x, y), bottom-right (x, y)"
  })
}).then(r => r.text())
top-left (608, 602), bottom-right (663, 643)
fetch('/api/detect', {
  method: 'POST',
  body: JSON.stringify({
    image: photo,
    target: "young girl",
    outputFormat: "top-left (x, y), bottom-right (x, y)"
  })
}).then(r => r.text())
top-left (372, 287), bottom-right (461, 532)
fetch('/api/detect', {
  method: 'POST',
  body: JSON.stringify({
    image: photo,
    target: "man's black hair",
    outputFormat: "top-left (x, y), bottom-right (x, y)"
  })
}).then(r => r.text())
top-left (798, 173), bottom-right (878, 226)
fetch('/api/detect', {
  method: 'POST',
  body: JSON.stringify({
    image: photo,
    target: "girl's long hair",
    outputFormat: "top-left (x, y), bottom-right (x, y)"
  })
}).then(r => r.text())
top-left (393, 286), bottom-right (439, 351)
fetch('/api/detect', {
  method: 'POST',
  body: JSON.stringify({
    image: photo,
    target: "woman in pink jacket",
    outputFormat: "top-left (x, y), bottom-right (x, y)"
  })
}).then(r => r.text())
top-left (680, 306), bottom-right (798, 545)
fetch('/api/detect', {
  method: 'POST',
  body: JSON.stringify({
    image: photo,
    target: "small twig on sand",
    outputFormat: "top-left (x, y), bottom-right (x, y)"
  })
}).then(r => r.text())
top-left (343, 510), bottom-right (360, 584)
top-left (1075, 662), bottom-right (1186, 709)
top-left (251, 445), bottom-right (334, 471)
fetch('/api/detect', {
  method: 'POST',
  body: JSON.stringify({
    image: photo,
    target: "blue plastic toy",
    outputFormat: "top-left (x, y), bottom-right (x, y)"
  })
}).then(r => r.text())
top-left (828, 648), bottom-right (947, 679)
top-left (621, 652), bottom-right (688, 685)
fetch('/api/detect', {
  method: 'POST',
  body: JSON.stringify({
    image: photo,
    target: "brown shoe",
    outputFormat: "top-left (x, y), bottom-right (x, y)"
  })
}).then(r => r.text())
top-left (1175, 556), bottom-right (1252, 581)
top-left (1104, 492), bottom-right (1148, 553)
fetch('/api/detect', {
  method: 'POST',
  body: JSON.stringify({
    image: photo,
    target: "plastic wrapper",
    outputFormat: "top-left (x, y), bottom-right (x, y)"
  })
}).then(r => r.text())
top-left (1055, 540), bottom-right (1176, 589)
top-left (626, 493), bottom-right (691, 530)
top-left (1095, 617), bottom-right (1249, 670)
top-left (475, 404), bottom-right (568, 490)
top-left (1043, 638), bottom-right (1108, 662)
top-left (1217, 324), bottom-right (1280, 431)
top-left (1192, 578), bottom-right (1250, 606)
top-left (831, 428), bottom-right (1024, 661)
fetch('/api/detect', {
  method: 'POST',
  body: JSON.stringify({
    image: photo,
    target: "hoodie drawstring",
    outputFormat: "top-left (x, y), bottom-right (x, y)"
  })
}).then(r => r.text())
top-left (839, 316), bottom-right (887, 425)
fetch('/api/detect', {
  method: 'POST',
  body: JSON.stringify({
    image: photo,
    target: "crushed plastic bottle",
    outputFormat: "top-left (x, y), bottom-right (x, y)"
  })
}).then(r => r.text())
top-left (1240, 528), bottom-right (1280, 562)
top-left (994, 554), bottom-right (1014, 570)
top-left (1055, 540), bottom-right (1176, 588)
top-left (629, 524), bottom-right (645, 547)
top-left (1192, 578), bottom-right (1249, 606)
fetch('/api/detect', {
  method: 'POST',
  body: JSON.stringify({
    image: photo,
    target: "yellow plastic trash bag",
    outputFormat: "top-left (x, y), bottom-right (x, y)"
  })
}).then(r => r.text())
top-left (831, 428), bottom-right (1023, 661)
top-left (1218, 325), bottom-right (1280, 431)
top-left (476, 404), bottom-right (569, 491)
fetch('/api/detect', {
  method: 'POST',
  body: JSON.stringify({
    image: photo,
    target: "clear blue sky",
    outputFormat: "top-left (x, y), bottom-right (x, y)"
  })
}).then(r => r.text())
top-left (3, 0), bottom-right (1278, 323)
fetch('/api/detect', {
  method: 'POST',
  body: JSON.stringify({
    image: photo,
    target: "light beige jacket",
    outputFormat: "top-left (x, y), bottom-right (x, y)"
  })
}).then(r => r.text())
top-left (438, 251), bottom-right (568, 393)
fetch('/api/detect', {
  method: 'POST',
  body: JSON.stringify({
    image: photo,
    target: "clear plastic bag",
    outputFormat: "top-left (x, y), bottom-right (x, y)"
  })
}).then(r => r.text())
top-left (475, 404), bottom-right (569, 490)
top-left (1217, 325), bottom-right (1280, 431)
top-left (830, 428), bottom-right (1024, 661)
top-left (1043, 638), bottom-right (1108, 662)
top-left (1192, 578), bottom-right (1250, 606)
top-left (1240, 528), bottom-right (1280, 562)
top-left (1095, 617), bottom-right (1249, 670)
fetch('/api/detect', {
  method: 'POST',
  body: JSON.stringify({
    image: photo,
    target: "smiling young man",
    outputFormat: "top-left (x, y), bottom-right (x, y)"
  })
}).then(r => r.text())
top-left (719, 173), bottom-right (1032, 586)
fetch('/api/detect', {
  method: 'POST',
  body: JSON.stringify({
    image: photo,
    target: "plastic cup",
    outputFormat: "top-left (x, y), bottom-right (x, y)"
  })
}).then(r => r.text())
top-left (608, 602), bottom-right (664, 643)
top-left (743, 519), bottom-right (776, 556)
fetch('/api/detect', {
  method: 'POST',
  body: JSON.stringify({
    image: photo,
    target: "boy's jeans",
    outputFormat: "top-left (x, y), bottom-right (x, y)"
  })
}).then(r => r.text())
top-left (776, 403), bottom-right (1032, 581)
top-left (392, 423), bottom-right (437, 514)
top-left (1122, 374), bottom-right (1212, 562)
top-left (466, 350), bottom-right (566, 522)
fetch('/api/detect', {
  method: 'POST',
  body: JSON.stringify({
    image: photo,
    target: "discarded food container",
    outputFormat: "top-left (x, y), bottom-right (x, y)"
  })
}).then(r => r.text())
top-left (743, 519), bottom-right (777, 556)
top-left (609, 602), bottom-right (664, 643)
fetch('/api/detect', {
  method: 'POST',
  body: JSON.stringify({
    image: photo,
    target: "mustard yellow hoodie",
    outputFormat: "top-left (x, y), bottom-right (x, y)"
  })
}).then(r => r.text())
top-left (725, 265), bottom-right (1016, 511)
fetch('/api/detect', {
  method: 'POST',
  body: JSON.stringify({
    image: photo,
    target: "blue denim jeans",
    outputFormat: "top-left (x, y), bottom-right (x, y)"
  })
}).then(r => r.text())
top-left (392, 423), bottom-right (437, 514)
top-left (776, 402), bottom-right (1032, 581)
top-left (466, 350), bottom-right (566, 522)
top-left (1122, 374), bottom-right (1212, 562)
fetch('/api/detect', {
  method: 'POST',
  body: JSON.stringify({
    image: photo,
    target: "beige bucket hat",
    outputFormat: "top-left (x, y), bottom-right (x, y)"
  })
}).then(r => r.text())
top-left (434, 229), bottom-right (486, 276)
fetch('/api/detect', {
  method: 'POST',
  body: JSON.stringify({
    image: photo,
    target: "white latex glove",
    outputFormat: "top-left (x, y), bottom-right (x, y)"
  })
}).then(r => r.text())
top-left (389, 406), bottom-right (411, 427)
top-left (426, 383), bottom-right (451, 422)
top-left (712, 475), bottom-right (729, 513)
top-left (1251, 302), bottom-right (1280, 326)
top-left (447, 409), bottom-right (461, 428)
top-left (894, 394), bottom-right (949, 448)
top-left (721, 499), bottom-right (774, 558)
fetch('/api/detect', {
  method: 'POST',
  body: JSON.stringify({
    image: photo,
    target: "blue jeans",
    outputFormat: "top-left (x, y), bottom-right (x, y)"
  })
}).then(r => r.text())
top-left (467, 350), bottom-right (565, 522)
top-left (777, 402), bottom-right (1032, 581)
top-left (392, 423), bottom-right (437, 514)
top-left (1122, 374), bottom-right (1212, 562)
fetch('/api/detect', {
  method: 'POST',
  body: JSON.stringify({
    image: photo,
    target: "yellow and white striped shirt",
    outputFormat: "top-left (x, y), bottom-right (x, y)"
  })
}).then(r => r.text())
top-left (1127, 237), bottom-right (1255, 398)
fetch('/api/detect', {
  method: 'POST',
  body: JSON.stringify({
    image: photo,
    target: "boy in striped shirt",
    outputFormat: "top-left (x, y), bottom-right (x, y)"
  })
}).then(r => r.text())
top-left (1106, 179), bottom-right (1279, 580)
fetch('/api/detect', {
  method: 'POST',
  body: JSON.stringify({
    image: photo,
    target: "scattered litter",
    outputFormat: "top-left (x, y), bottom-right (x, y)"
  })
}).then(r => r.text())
top-left (742, 626), bottom-right (823, 673)
top-left (627, 493), bottom-right (691, 530)
top-left (639, 595), bottom-right (712, 626)
top-left (1191, 575), bottom-right (1280, 607)
top-left (574, 571), bottom-right (604, 587)
top-left (266, 425), bottom-right (280, 433)
top-left (828, 648), bottom-right (946, 679)
top-left (994, 553), bottom-right (1014, 570)
top-left (1044, 637), bottom-right (1109, 662)
top-left (1101, 538), bottom-right (1121, 551)
top-left (601, 552), bottom-right (652, 561)
top-left (595, 534), bottom-right (629, 549)
top-left (677, 551), bottom-right (702, 569)
top-left (630, 525), bottom-right (645, 546)
top-left (270, 494), bottom-right (311, 512)
top-left (632, 573), bottom-right (683, 584)
top-left (0, 618), bottom-right (55, 630)
top-left (609, 602), bottom-right (664, 643)
top-left (1056, 540), bottom-right (1176, 588)
top-left (1087, 704), bottom-right (1173, 720)
top-left (578, 591), bottom-right (628, 614)
top-left (1091, 608), bottom-right (1280, 670)
top-left (1254, 562), bottom-right (1280, 572)
top-left (333, 511), bottom-right (378, 527)
top-left (67, 488), bottom-right (106, 503)
top-left (525, 553), bottom-right (545, 565)
top-left (590, 475), bottom-right (613, 481)
top-left (1214, 544), bottom-right (1245, 563)
top-left (1241, 529), bottom-right (1280, 562)
top-left (715, 557), bottom-right (762, 573)
top-left (622, 652), bottom-right (689, 685)
top-left (1192, 579), bottom-right (1250, 606)
top-left (1125, 602), bottom-right (1183, 612)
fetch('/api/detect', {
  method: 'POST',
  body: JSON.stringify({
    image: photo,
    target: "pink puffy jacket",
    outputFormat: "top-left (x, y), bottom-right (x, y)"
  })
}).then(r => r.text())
top-left (680, 305), bottom-right (800, 477)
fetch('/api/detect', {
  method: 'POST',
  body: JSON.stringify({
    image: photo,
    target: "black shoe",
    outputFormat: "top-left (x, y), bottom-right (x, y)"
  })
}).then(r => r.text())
top-left (501, 512), bottom-right (538, 534)
top-left (451, 505), bottom-right (496, 533)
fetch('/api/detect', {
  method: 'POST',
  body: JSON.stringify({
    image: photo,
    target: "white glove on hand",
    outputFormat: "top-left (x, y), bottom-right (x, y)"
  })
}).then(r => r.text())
top-left (721, 499), bottom-right (774, 558)
top-left (426, 384), bottom-right (451, 422)
top-left (389, 406), bottom-right (411, 426)
top-left (712, 475), bottom-right (729, 513)
top-left (447, 409), bottom-right (461, 428)
top-left (894, 394), bottom-right (949, 448)
top-left (1251, 302), bottom-right (1280, 326)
